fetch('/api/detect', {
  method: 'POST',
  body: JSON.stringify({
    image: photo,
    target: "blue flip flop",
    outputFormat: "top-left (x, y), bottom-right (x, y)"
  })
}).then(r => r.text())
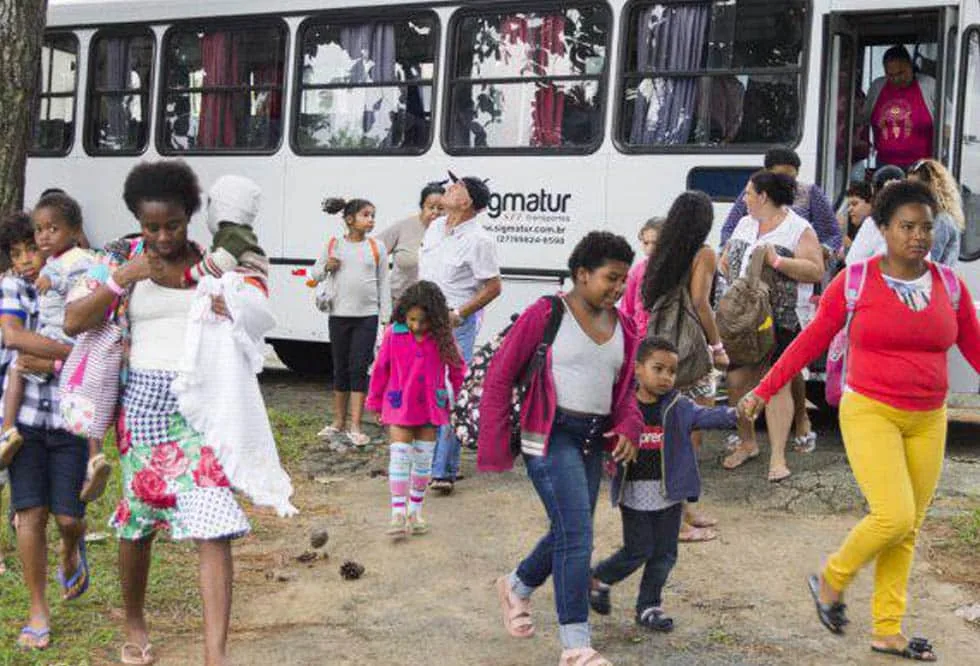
top-left (17, 625), bottom-right (50, 650)
top-left (58, 540), bottom-right (90, 601)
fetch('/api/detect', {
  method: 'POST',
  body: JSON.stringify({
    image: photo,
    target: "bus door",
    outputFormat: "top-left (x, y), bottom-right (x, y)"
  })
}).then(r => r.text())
top-left (819, 8), bottom-right (960, 205)
top-left (820, 15), bottom-right (860, 204)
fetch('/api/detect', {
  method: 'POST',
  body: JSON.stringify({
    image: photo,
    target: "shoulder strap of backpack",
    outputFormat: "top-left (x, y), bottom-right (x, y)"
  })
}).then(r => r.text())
top-left (541, 295), bottom-right (565, 347)
top-left (843, 260), bottom-right (869, 313)
top-left (935, 263), bottom-right (961, 312)
top-left (367, 237), bottom-right (380, 267)
top-left (326, 237), bottom-right (338, 258)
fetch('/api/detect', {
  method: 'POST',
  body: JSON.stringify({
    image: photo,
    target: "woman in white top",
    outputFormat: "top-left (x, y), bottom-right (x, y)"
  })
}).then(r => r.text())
top-left (65, 161), bottom-right (255, 666)
top-left (313, 197), bottom-right (391, 447)
top-left (720, 171), bottom-right (824, 482)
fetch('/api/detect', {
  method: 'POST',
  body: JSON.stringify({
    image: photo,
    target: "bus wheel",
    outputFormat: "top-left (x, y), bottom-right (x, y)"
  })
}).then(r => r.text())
top-left (271, 340), bottom-right (332, 376)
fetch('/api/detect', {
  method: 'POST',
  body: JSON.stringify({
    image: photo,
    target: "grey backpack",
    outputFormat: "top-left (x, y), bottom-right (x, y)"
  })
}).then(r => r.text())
top-left (646, 280), bottom-right (712, 389)
top-left (716, 246), bottom-right (776, 366)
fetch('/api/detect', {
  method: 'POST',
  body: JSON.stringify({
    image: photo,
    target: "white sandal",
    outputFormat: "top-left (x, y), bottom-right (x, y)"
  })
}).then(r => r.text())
top-left (346, 431), bottom-right (371, 447)
top-left (559, 647), bottom-right (613, 666)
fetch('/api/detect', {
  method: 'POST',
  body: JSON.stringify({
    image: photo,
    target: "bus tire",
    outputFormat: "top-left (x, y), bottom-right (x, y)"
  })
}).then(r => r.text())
top-left (271, 340), bottom-right (333, 376)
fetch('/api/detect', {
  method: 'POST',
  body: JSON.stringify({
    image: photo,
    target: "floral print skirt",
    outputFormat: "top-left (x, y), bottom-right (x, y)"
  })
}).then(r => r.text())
top-left (110, 369), bottom-right (250, 541)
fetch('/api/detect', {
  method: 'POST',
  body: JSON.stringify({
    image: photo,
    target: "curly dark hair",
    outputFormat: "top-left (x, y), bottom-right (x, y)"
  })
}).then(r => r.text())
top-left (567, 231), bottom-right (634, 279)
top-left (642, 190), bottom-right (714, 309)
top-left (0, 211), bottom-right (35, 260)
top-left (392, 280), bottom-right (461, 366)
top-left (123, 160), bottom-right (202, 219)
top-left (873, 180), bottom-right (937, 229)
top-left (35, 191), bottom-right (83, 229)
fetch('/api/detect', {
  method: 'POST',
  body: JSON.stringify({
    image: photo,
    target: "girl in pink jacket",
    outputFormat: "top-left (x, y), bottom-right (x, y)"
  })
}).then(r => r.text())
top-left (366, 281), bottom-right (466, 538)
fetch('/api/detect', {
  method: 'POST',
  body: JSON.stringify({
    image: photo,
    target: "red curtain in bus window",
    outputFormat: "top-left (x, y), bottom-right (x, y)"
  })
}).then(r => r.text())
top-left (198, 32), bottom-right (239, 148)
top-left (500, 15), bottom-right (566, 147)
top-left (531, 15), bottom-right (566, 147)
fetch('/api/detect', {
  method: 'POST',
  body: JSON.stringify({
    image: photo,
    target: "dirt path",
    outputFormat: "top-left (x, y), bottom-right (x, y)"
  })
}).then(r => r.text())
top-left (148, 374), bottom-right (980, 666)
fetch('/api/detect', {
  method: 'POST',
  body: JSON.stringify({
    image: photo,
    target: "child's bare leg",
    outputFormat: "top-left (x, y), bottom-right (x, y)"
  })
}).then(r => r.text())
top-left (0, 367), bottom-right (25, 467)
top-left (79, 436), bottom-right (112, 503)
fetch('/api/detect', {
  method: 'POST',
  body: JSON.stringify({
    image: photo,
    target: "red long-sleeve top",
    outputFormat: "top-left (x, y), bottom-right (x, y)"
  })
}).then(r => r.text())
top-left (756, 258), bottom-right (980, 411)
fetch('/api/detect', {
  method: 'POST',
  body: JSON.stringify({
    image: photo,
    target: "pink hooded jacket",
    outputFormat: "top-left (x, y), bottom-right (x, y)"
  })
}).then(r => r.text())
top-left (366, 323), bottom-right (466, 426)
top-left (476, 295), bottom-right (644, 472)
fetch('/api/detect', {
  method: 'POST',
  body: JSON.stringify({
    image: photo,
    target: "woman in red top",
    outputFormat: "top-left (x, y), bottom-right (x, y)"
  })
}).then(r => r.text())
top-left (739, 181), bottom-right (980, 662)
top-left (864, 46), bottom-right (938, 171)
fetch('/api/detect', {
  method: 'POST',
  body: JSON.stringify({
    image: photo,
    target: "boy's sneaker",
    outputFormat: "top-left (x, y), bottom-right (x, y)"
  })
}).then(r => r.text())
top-left (408, 513), bottom-right (429, 535)
top-left (386, 513), bottom-right (409, 539)
top-left (636, 606), bottom-right (674, 632)
top-left (589, 583), bottom-right (611, 615)
top-left (0, 428), bottom-right (23, 468)
top-left (79, 454), bottom-right (112, 503)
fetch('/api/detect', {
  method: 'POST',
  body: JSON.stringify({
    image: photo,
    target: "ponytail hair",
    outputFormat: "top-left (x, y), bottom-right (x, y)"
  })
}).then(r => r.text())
top-left (322, 197), bottom-right (374, 220)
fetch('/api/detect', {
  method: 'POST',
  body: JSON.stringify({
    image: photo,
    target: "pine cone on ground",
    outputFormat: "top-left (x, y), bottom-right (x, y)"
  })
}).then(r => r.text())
top-left (339, 560), bottom-right (365, 580)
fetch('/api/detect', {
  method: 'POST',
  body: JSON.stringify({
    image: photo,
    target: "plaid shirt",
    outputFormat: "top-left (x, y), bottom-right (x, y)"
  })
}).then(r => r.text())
top-left (0, 275), bottom-right (61, 429)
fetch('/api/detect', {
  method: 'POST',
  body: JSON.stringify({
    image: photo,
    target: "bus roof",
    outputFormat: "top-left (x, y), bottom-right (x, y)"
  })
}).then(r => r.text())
top-left (47, 0), bottom-right (462, 26)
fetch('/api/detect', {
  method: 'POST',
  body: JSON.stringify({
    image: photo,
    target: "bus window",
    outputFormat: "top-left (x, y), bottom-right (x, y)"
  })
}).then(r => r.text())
top-left (86, 30), bottom-right (154, 155)
top-left (30, 33), bottom-right (78, 156)
top-left (294, 13), bottom-right (438, 154)
top-left (617, 0), bottom-right (808, 151)
top-left (958, 28), bottom-right (980, 259)
top-left (160, 22), bottom-right (286, 154)
top-left (445, 3), bottom-right (611, 153)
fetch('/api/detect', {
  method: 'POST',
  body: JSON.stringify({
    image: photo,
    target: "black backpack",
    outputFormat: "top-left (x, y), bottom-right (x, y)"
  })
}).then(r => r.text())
top-left (451, 295), bottom-right (564, 454)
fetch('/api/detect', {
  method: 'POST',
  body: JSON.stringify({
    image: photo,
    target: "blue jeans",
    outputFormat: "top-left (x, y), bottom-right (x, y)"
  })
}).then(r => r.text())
top-left (432, 313), bottom-right (480, 481)
top-left (592, 503), bottom-right (683, 613)
top-left (512, 411), bottom-right (607, 649)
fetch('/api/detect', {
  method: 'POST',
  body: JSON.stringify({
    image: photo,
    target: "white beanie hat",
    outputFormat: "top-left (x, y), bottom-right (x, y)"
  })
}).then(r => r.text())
top-left (206, 175), bottom-right (262, 235)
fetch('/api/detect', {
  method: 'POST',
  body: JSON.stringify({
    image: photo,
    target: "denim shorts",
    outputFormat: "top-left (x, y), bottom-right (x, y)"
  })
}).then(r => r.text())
top-left (8, 424), bottom-right (88, 518)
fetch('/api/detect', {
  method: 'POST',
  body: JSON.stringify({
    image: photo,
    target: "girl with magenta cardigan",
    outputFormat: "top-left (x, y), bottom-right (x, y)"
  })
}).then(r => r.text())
top-left (740, 181), bottom-right (980, 662)
top-left (477, 231), bottom-right (642, 666)
top-left (366, 281), bottom-right (465, 538)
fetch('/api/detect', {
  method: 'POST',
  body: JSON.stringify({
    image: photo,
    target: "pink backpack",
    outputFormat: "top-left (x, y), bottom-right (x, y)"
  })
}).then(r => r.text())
top-left (59, 321), bottom-right (123, 439)
top-left (825, 261), bottom-right (960, 407)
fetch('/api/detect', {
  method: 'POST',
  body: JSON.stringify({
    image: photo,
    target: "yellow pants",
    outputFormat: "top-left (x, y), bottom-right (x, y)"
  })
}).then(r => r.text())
top-left (824, 391), bottom-right (946, 636)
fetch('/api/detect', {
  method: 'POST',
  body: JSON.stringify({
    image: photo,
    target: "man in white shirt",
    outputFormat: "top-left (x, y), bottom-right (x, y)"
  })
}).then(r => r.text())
top-left (419, 171), bottom-right (502, 494)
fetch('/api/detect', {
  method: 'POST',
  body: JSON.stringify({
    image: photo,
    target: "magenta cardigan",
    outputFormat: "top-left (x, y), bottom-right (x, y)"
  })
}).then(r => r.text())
top-left (366, 323), bottom-right (466, 427)
top-left (476, 295), bottom-right (644, 472)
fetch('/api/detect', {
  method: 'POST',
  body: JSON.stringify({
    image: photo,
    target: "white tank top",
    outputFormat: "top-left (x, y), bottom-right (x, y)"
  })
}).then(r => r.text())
top-left (128, 279), bottom-right (195, 371)
top-left (551, 302), bottom-right (624, 415)
top-left (729, 208), bottom-right (814, 329)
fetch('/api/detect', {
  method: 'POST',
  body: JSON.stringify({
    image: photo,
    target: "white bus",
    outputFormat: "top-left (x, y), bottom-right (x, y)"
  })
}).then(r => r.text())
top-left (26, 0), bottom-right (980, 412)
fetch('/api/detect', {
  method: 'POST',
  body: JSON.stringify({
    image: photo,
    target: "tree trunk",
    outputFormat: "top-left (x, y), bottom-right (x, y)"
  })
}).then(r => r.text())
top-left (0, 0), bottom-right (48, 217)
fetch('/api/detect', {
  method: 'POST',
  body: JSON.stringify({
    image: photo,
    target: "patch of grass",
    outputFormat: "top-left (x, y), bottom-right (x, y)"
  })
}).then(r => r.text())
top-left (951, 507), bottom-right (980, 548)
top-left (268, 408), bottom-right (323, 467)
top-left (922, 502), bottom-right (980, 592)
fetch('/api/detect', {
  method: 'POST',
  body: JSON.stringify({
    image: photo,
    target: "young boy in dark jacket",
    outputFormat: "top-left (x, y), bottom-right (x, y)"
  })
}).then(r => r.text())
top-left (589, 336), bottom-right (736, 631)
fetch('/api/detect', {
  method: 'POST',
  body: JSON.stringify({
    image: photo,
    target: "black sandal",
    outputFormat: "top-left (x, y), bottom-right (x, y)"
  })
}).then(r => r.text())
top-left (589, 585), bottom-right (611, 616)
top-left (807, 574), bottom-right (848, 634)
top-left (871, 637), bottom-right (937, 662)
top-left (636, 606), bottom-right (674, 632)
